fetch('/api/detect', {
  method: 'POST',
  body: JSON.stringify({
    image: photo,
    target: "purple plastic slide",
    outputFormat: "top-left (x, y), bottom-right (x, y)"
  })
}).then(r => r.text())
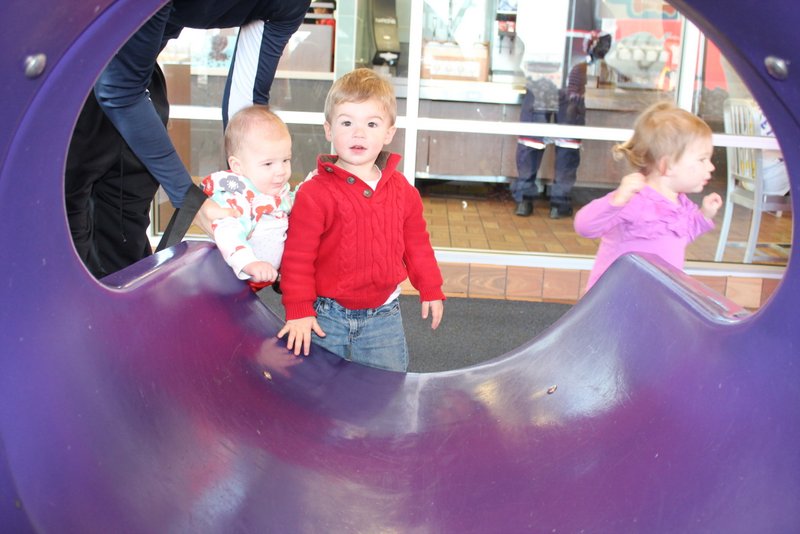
top-left (1, 1), bottom-right (799, 532)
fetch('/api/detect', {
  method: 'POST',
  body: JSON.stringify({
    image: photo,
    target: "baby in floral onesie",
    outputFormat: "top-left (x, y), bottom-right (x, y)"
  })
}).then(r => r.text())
top-left (202, 105), bottom-right (293, 290)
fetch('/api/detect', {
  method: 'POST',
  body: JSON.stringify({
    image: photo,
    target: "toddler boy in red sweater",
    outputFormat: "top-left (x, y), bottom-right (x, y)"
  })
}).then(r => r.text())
top-left (277, 68), bottom-right (445, 371)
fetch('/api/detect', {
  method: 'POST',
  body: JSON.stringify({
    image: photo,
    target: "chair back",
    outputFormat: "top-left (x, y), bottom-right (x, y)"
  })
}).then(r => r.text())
top-left (723, 98), bottom-right (763, 197)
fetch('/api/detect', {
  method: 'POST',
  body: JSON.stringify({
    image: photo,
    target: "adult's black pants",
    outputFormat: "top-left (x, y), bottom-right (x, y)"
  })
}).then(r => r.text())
top-left (64, 65), bottom-right (169, 279)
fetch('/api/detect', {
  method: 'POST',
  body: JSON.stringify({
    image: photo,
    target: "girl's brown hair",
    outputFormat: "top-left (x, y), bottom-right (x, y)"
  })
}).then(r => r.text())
top-left (613, 101), bottom-right (712, 174)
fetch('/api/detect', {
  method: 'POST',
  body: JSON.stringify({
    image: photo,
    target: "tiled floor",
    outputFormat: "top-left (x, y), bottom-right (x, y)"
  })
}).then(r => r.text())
top-left (418, 180), bottom-right (792, 266)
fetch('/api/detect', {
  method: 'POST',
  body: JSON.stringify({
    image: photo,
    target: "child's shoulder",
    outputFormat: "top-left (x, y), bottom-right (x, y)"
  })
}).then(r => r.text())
top-left (293, 168), bottom-right (334, 204)
top-left (202, 170), bottom-right (256, 198)
top-left (296, 168), bottom-right (326, 191)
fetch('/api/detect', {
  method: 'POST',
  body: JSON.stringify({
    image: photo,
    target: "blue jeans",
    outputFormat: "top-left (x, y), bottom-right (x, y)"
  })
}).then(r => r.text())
top-left (311, 297), bottom-right (409, 372)
top-left (551, 146), bottom-right (580, 209)
top-left (513, 142), bottom-right (546, 202)
top-left (512, 86), bottom-right (582, 209)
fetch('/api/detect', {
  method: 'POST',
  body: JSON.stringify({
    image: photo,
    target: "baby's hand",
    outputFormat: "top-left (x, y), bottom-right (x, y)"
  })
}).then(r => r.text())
top-left (277, 317), bottom-right (325, 356)
top-left (701, 192), bottom-right (723, 219)
top-left (243, 261), bottom-right (278, 282)
top-left (421, 300), bottom-right (444, 330)
top-left (611, 172), bottom-right (647, 207)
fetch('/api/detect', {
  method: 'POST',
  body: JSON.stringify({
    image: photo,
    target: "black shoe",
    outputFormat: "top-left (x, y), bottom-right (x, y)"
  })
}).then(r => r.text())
top-left (515, 200), bottom-right (533, 217)
top-left (549, 205), bottom-right (573, 219)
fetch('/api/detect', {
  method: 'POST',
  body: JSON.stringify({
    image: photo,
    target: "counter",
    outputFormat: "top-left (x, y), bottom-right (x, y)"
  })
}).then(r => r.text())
top-left (394, 78), bottom-right (666, 187)
top-left (393, 78), bottom-right (525, 105)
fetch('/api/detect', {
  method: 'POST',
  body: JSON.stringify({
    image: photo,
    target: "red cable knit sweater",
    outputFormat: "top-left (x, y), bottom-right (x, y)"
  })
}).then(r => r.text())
top-left (280, 152), bottom-right (445, 320)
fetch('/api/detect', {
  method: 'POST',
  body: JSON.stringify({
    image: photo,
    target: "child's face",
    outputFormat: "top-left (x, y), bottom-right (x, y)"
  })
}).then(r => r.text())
top-left (664, 135), bottom-right (715, 194)
top-left (229, 127), bottom-right (292, 196)
top-left (323, 98), bottom-right (397, 174)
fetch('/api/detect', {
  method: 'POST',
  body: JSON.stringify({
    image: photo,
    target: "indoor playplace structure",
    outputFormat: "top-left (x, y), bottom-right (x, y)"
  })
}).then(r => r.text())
top-left (1, 1), bottom-right (799, 532)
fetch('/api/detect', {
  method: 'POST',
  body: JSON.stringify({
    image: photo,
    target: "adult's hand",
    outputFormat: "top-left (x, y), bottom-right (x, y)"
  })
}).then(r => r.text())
top-left (193, 198), bottom-right (239, 237)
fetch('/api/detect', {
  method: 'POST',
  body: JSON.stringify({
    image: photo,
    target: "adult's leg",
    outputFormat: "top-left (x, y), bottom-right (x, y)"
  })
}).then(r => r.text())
top-left (550, 89), bottom-right (585, 219)
top-left (511, 88), bottom-right (547, 216)
top-left (512, 143), bottom-right (545, 203)
top-left (65, 91), bottom-right (126, 277)
top-left (90, 159), bottom-right (159, 277)
top-left (66, 66), bottom-right (169, 278)
top-left (550, 146), bottom-right (580, 218)
top-left (92, 65), bottom-right (170, 276)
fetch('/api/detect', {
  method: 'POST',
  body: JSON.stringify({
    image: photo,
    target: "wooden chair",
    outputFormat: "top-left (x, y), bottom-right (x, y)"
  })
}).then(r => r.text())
top-left (714, 98), bottom-right (791, 263)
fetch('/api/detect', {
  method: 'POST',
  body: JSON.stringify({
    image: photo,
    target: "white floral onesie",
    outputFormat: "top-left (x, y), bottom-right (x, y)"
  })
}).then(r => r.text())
top-left (201, 171), bottom-right (293, 280)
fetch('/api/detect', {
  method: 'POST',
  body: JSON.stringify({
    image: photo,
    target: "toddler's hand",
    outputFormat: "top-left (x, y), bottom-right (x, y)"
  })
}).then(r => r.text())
top-left (701, 192), bottom-right (723, 219)
top-left (243, 261), bottom-right (278, 282)
top-left (277, 317), bottom-right (325, 356)
top-left (611, 172), bottom-right (647, 207)
top-left (421, 300), bottom-right (444, 330)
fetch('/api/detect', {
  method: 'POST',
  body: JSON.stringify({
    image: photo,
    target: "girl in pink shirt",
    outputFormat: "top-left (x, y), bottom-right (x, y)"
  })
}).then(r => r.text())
top-left (574, 101), bottom-right (723, 291)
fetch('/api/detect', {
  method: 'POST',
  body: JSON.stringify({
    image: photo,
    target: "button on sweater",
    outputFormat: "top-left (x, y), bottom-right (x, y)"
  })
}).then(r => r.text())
top-left (281, 152), bottom-right (445, 320)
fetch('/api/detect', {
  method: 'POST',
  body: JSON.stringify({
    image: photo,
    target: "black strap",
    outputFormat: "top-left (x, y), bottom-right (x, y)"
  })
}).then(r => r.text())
top-left (155, 186), bottom-right (207, 252)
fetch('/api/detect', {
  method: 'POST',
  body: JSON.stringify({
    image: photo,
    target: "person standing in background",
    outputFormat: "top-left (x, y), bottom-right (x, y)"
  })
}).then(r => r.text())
top-left (512, 31), bottom-right (613, 219)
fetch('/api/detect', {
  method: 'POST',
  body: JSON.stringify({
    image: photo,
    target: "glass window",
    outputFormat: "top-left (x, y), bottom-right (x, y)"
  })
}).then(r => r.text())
top-left (696, 40), bottom-right (791, 264)
top-left (400, 0), bottom-right (789, 266)
top-left (149, 0), bottom-right (789, 268)
top-left (155, 6), bottom-right (337, 235)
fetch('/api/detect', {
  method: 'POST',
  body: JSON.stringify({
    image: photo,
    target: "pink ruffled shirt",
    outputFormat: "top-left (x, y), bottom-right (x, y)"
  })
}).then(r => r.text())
top-left (574, 186), bottom-right (714, 290)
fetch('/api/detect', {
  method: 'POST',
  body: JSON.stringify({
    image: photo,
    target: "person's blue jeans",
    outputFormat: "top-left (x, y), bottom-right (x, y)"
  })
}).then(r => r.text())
top-left (311, 297), bottom-right (409, 372)
top-left (551, 146), bottom-right (580, 210)
top-left (513, 142), bottom-right (545, 202)
top-left (512, 86), bottom-right (582, 208)
top-left (512, 88), bottom-right (549, 203)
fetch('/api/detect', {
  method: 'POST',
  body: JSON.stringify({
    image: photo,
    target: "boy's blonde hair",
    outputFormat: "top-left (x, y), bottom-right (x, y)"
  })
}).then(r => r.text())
top-left (613, 101), bottom-right (712, 174)
top-left (225, 105), bottom-right (289, 158)
top-left (324, 68), bottom-right (397, 124)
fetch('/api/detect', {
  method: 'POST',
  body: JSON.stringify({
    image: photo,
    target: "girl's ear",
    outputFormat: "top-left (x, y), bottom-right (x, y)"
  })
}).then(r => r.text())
top-left (657, 155), bottom-right (671, 176)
